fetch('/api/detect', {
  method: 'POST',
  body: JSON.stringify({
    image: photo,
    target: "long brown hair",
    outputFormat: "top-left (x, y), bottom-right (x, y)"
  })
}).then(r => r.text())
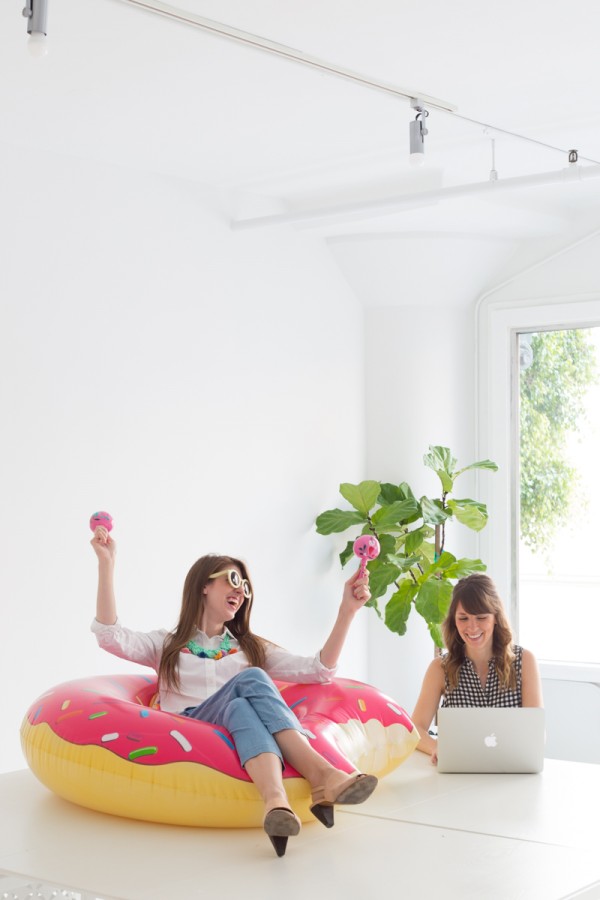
top-left (442, 573), bottom-right (516, 692)
top-left (159, 554), bottom-right (267, 692)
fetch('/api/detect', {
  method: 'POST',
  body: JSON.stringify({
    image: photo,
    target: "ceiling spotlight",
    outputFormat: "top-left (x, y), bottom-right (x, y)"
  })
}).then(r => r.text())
top-left (22, 0), bottom-right (48, 56)
top-left (409, 99), bottom-right (429, 166)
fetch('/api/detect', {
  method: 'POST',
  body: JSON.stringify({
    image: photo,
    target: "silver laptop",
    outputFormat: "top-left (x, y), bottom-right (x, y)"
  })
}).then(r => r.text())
top-left (436, 707), bottom-right (545, 774)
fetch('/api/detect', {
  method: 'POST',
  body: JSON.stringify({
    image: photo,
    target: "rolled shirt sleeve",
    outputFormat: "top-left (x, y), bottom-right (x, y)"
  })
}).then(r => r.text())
top-left (91, 618), bottom-right (167, 670)
top-left (263, 643), bottom-right (337, 683)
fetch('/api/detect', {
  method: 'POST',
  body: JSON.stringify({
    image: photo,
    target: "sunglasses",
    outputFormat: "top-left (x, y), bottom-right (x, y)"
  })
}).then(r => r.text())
top-left (208, 568), bottom-right (252, 599)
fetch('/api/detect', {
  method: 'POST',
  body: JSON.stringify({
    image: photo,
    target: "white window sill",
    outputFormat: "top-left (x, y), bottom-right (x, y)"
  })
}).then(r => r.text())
top-left (539, 660), bottom-right (600, 684)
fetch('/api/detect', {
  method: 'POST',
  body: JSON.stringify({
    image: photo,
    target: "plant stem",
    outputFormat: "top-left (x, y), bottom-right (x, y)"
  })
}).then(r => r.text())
top-left (440, 490), bottom-right (448, 556)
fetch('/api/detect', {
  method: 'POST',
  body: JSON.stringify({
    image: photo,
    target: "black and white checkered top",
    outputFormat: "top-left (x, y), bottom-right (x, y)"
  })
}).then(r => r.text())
top-left (441, 645), bottom-right (523, 707)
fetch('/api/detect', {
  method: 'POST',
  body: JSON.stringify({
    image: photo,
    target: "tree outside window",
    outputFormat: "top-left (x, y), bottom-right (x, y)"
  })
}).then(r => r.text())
top-left (518, 326), bottom-right (600, 663)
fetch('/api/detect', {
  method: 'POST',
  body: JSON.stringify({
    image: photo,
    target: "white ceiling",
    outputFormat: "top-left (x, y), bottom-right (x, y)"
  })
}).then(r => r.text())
top-left (3, 0), bottom-right (600, 307)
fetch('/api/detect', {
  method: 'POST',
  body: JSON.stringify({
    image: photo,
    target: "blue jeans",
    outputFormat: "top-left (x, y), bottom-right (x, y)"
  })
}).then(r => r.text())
top-left (180, 667), bottom-right (306, 767)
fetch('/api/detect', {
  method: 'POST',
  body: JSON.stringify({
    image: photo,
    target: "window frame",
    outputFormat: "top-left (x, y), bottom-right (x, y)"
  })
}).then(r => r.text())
top-left (476, 292), bottom-right (600, 683)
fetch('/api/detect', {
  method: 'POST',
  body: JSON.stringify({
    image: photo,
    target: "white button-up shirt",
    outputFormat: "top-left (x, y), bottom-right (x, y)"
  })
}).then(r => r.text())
top-left (91, 618), bottom-right (337, 713)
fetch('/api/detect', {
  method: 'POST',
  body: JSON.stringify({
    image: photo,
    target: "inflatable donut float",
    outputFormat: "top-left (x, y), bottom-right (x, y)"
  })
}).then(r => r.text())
top-left (20, 674), bottom-right (419, 827)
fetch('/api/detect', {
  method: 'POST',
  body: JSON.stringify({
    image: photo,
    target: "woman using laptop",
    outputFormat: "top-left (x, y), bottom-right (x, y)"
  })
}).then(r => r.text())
top-left (411, 573), bottom-right (543, 763)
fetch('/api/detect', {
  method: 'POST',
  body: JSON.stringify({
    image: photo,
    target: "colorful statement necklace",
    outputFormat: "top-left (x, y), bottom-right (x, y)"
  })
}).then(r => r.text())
top-left (184, 633), bottom-right (238, 660)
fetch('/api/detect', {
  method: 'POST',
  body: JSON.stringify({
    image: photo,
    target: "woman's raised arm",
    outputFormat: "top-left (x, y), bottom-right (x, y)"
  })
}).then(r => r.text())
top-left (319, 568), bottom-right (371, 670)
top-left (90, 526), bottom-right (117, 625)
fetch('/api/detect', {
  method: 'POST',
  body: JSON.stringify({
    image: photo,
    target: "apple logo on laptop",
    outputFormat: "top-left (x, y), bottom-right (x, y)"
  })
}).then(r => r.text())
top-left (484, 732), bottom-right (498, 749)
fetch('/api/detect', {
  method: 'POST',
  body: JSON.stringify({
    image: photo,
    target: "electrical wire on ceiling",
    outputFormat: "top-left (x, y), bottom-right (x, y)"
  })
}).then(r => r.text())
top-left (439, 109), bottom-right (600, 166)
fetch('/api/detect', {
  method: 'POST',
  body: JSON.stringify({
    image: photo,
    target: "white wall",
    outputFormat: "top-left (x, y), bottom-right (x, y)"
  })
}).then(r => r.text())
top-left (0, 144), bottom-right (368, 774)
top-left (363, 304), bottom-right (478, 713)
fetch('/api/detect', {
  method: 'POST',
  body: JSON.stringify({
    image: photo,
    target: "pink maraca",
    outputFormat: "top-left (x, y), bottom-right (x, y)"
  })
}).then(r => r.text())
top-left (89, 511), bottom-right (113, 533)
top-left (353, 535), bottom-right (380, 576)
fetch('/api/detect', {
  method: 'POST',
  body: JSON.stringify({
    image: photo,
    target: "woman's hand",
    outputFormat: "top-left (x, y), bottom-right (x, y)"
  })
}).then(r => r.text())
top-left (340, 567), bottom-right (371, 615)
top-left (90, 526), bottom-right (116, 565)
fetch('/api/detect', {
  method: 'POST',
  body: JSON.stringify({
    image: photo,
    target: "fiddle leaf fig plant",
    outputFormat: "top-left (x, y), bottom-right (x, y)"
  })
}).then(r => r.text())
top-left (315, 445), bottom-right (498, 647)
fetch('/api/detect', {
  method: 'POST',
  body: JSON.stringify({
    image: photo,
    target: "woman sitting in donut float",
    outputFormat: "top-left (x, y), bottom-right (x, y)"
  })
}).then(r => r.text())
top-left (90, 521), bottom-right (380, 858)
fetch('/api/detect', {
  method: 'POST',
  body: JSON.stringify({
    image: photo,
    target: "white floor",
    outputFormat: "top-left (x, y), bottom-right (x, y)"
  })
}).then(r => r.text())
top-left (1, 754), bottom-right (599, 900)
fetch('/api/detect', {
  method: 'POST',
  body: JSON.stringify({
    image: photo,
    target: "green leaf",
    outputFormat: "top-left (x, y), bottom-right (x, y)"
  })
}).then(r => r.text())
top-left (372, 499), bottom-right (420, 530)
top-left (367, 561), bottom-right (401, 600)
top-left (339, 540), bottom-right (355, 567)
top-left (440, 470), bottom-right (455, 492)
top-left (316, 508), bottom-right (366, 535)
top-left (385, 581), bottom-right (417, 634)
top-left (399, 481), bottom-right (416, 500)
top-left (424, 550), bottom-right (456, 575)
top-left (446, 498), bottom-right (489, 532)
top-left (378, 482), bottom-right (416, 505)
top-left (377, 533), bottom-right (397, 558)
top-left (423, 446), bottom-right (457, 475)
top-left (455, 459), bottom-right (499, 476)
top-left (386, 552), bottom-right (423, 571)
top-left (365, 596), bottom-right (382, 618)
top-left (379, 483), bottom-right (406, 505)
top-left (419, 540), bottom-right (437, 564)
top-left (427, 622), bottom-right (444, 648)
top-left (444, 557), bottom-right (487, 579)
top-left (339, 481), bottom-right (381, 515)
top-left (420, 496), bottom-right (452, 525)
top-left (405, 526), bottom-right (426, 554)
top-left (415, 578), bottom-right (453, 624)
top-left (423, 446), bottom-right (458, 491)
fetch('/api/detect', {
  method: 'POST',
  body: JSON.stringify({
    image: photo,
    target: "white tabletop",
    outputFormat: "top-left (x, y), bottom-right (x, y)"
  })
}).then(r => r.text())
top-left (343, 751), bottom-right (600, 850)
top-left (1, 754), bottom-right (599, 900)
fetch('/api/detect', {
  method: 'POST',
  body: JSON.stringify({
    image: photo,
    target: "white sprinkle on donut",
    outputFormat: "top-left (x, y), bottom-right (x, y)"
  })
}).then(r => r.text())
top-left (101, 732), bottom-right (120, 743)
top-left (387, 702), bottom-right (404, 717)
top-left (170, 730), bottom-right (192, 752)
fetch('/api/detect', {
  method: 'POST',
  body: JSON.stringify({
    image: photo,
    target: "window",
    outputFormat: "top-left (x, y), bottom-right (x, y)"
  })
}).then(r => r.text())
top-left (518, 327), bottom-right (600, 665)
top-left (477, 295), bottom-right (600, 677)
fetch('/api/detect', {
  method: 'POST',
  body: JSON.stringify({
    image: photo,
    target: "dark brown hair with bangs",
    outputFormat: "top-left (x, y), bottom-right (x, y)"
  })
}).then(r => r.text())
top-left (442, 573), bottom-right (516, 692)
top-left (158, 554), bottom-right (267, 692)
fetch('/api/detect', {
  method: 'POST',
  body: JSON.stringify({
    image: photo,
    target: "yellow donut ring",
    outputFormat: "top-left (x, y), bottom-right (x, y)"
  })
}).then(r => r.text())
top-left (21, 673), bottom-right (419, 827)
